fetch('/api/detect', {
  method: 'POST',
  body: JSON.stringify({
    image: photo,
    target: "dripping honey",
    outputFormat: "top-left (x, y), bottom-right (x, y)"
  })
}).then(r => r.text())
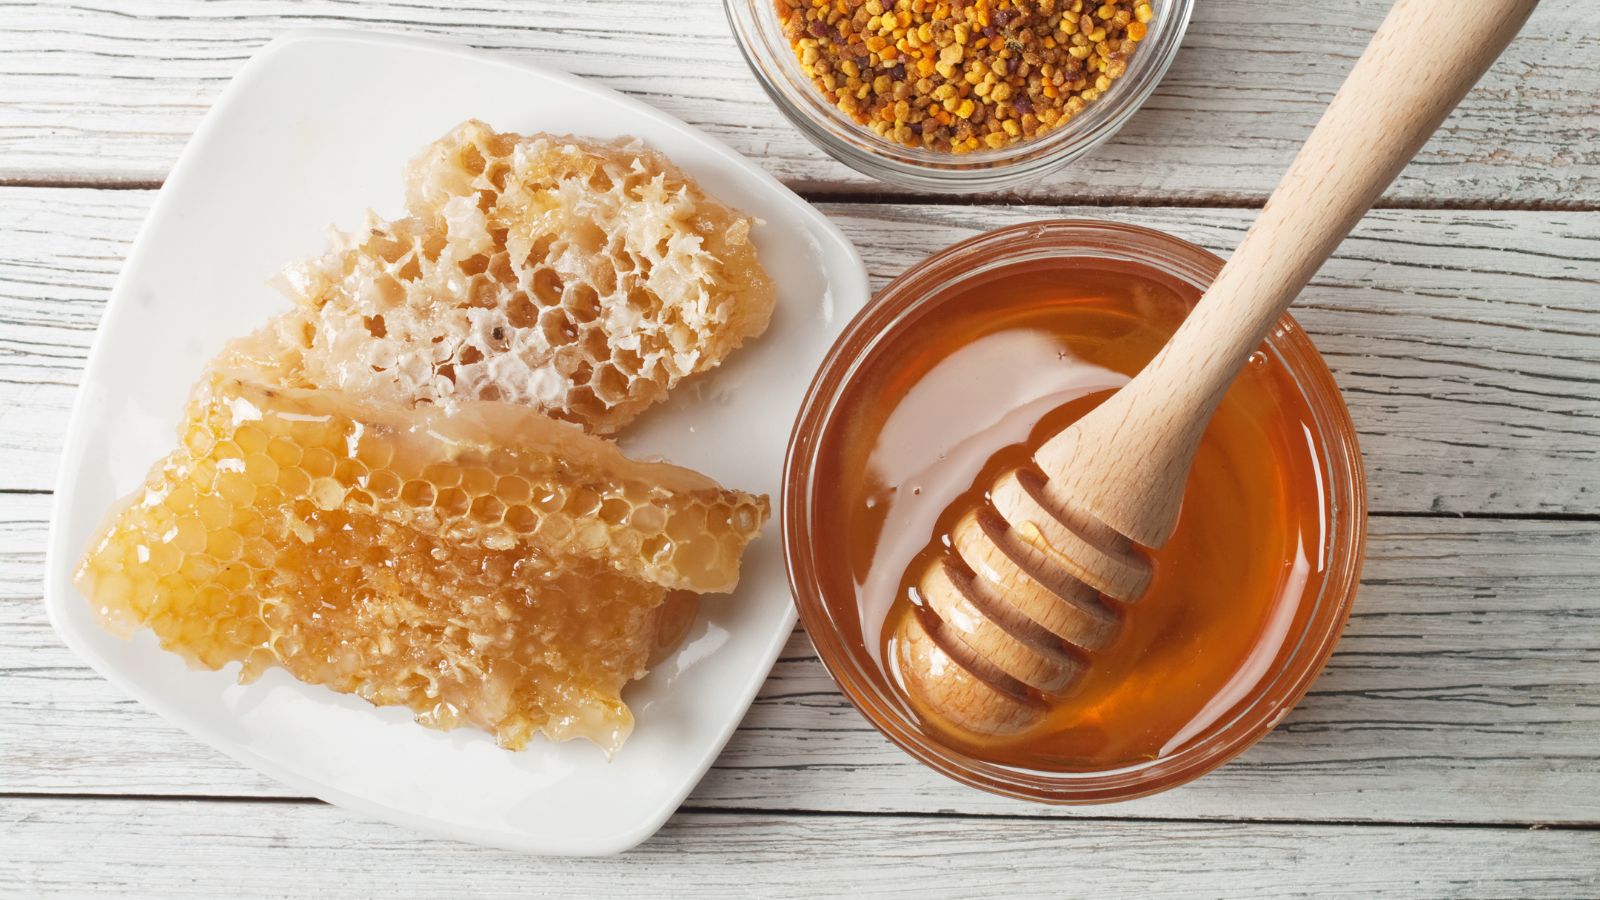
top-left (808, 257), bottom-right (1331, 772)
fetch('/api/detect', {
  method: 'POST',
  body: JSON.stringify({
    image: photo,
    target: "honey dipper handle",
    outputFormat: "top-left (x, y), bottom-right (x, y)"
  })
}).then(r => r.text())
top-left (1036, 0), bottom-right (1539, 549)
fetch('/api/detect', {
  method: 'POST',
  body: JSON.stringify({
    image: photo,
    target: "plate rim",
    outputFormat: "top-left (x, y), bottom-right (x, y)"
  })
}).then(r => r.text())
top-left (42, 27), bottom-right (866, 855)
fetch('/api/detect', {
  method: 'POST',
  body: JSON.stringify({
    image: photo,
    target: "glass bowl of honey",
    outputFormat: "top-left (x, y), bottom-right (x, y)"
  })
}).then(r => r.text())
top-left (724, 0), bottom-right (1193, 193)
top-left (783, 220), bottom-right (1367, 802)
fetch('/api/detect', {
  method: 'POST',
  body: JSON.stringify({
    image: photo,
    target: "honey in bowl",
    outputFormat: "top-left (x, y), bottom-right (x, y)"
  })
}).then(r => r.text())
top-left (786, 221), bottom-right (1365, 789)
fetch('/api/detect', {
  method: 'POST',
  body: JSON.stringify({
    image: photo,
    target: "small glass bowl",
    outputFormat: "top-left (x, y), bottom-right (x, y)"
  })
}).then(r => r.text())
top-left (724, 0), bottom-right (1193, 193)
top-left (783, 220), bottom-right (1367, 803)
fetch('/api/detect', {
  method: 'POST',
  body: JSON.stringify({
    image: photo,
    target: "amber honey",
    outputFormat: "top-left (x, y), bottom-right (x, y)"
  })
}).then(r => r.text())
top-left (806, 255), bottom-right (1331, 772)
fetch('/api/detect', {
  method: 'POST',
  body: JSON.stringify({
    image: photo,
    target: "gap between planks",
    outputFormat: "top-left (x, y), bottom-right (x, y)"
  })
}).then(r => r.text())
top-left (0, 792), bottom-right (1595, 833)
top-left (5, 797), bottom-right (1597, 899)
top-left (3, 177), bottom-right (1598, 213)
top-left (8, 484), bottom-right (1597, 521)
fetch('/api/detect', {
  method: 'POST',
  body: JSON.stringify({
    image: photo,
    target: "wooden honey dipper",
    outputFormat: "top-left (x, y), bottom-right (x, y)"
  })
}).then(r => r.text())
top-left (896, 0), bottom-right (1541, 740)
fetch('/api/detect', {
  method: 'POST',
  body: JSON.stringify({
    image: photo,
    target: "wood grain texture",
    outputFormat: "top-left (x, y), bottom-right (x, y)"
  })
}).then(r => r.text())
top-left (4, 189), bottom-right (1596, 513)
top-left (7, 494), bottom-right (1598, 824)
top-left (0, 0), bottom-right (1595, 203)
top-left (2, 797), bottom-right (1598, 898)
top-left (4, 0), bottom-right (1598, 882)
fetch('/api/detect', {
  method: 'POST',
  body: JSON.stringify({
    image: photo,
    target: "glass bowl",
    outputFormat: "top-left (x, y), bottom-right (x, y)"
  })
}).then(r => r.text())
top-left (782, 220), bottom-right (1368, 803)
top-left (724, 0), bottom-right (1194, 193)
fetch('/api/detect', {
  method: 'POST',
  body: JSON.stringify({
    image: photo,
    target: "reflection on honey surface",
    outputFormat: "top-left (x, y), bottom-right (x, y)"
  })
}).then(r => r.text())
top-left (810, 260), bottom-right (1328, 771)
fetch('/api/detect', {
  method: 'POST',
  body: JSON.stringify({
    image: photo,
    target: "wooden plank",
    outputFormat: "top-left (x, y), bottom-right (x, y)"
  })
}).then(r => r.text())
top-left (835, 205), bottom-right (1600, 518)
top-left (0, 189), bottom-right (122, 493)
top-left (8, 494), bottom-right (1599, 825)
top-left (4, 188), bottom-right (1597, 513)
top-left (0, 0), bottom-right (1595, 203)
top-left (2, 797), bottom-right (1597, 897)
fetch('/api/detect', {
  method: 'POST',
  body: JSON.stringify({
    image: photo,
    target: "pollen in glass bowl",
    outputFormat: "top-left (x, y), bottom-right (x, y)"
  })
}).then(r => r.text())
top-left (725, 0), bottom-right (1193, 192)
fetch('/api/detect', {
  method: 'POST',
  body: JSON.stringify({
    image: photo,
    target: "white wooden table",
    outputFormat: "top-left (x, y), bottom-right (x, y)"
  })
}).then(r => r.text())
top-left (3, 1), bottom-right (1598, 895)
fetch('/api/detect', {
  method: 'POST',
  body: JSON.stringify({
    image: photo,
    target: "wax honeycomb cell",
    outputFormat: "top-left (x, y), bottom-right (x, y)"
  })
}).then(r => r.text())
top-left (273, 120), bottom-right (777, 434)
top-left (75, 372), bottom-right (769, 752)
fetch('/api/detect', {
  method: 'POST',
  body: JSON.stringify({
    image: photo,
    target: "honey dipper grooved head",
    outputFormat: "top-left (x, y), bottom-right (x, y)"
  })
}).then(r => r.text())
top-left (896, 607), bottom-right (1048, 739)
top-left (899, 466), bottom-right (1149, 744)
top-left (989, 467), bottom-right (1151, 601)
top-left (918, 557), bottom-right (1082, 695)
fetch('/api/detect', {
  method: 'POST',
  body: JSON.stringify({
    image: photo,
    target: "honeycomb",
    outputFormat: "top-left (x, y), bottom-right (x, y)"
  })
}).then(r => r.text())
top-left (274, 120), bottom-right (777, 434)
top-left (75, 370), bottom-right (769, 752)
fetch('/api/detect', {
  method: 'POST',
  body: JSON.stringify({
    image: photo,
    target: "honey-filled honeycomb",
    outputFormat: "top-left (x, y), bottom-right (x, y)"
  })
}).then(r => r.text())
top-left (75, 371), bottom-right (769, 752)
top-left (275, 120), bottom-right (777, 434)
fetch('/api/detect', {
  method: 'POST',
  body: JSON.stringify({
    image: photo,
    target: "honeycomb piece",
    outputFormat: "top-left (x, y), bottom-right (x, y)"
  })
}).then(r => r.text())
top-left (75, 373), bottom-right (769, 751)
top-left (255, 525), bottom-right (674, 752)
top-left (276, 120), bottom-right (776, 434)
top-left (198, 373), bottom-right (766, 593)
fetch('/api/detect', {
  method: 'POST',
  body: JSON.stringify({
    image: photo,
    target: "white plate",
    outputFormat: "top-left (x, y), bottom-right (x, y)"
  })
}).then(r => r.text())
top-left (44, 30), bottom-right (867, 855)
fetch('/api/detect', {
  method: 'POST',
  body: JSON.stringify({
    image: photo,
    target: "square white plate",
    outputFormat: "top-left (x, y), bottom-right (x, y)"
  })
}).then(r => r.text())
top-left (44, 30), bottom-right (866, 855)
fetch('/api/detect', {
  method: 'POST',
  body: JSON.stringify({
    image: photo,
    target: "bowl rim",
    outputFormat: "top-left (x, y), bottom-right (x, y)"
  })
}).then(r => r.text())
top-left (781, 219), bottom-right (1368, 803)
top-left (723, 0), bottom-right (1195, 192)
